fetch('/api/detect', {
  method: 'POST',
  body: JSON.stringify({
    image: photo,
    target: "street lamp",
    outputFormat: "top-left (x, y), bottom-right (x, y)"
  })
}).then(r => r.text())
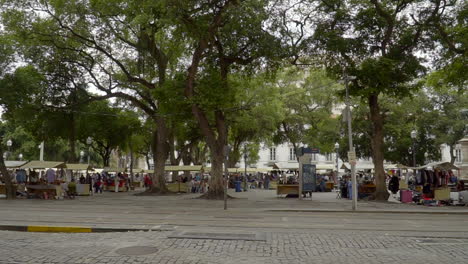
top-left (18, 153), bottom-right (23, 161)
top-left (6, 139), bottom-right (12, 160)
top-left (223, 145), bottom-right (231, 210)
top-left (411, 130), bottom-right (417, 167)
top-left (424, 152), bottom-right (429, 163)
top-left (86, 137), bottom-right (93, 165)
top-left (334, 142), bottom-right (339, 182)
top-left (80, 150), bottom-right (85, 163)
top-left (244, 144), bottom-right (248, 192)
top-left (344, 73), bottom-right (357, 210)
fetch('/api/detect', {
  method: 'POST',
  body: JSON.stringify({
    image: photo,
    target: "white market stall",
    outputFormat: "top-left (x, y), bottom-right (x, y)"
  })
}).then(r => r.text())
top-left (65, 163), bottom-right (94, 196)
top-left (20, 161), bottom-right (67, 199)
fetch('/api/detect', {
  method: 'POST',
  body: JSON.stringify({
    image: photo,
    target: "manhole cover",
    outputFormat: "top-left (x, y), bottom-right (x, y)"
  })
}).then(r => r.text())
top-left (117, 246), bottom-right (159, 256)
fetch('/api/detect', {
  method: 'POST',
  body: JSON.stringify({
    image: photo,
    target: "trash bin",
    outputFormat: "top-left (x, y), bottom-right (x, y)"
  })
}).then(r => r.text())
top-left (235, 181), bottom-right (242, 192)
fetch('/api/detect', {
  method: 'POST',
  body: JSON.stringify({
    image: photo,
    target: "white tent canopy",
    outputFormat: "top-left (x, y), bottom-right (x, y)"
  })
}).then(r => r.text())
top-left (20, 161), bottom-right (66, 169)
top-left (398, 162), bottom-right (459, 171)
top-left (4, 160), bottom-right (28, 169)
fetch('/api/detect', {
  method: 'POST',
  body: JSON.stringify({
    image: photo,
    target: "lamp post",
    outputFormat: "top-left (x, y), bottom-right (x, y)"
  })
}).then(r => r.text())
top-left (335, 142), bottom-right (339, 182)
top-left (19, 153), bottom-right (23, 161)
top-left (411, 130), bottom-right (417, 167)
top-left (80, 150), bottom-right (85, 164)
top-left (344, 73), bottom-right (357, 211)
top-left (38, 142), bottom-right (44, 161)
top-left (86, 137), bottom-right (93, 165)
top-left (223, 145), bottom-right (230, 210)
top-left (244, 144), bottom-right (248, 192)
top-left (6, 139), bottom-right (12, 160)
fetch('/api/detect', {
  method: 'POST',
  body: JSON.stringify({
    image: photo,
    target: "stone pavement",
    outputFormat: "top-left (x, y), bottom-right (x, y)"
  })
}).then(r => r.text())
top-left (0, 189), bottom-right (467, 231)
top-left (1, 229), bottom-right (468, 264)
top-left (1, 189), bottom-right (468, 263)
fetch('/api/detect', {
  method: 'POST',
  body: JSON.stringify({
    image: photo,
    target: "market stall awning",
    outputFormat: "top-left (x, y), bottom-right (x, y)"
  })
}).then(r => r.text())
top-left (165, 165), bottom-right (203, 171)
top-left (384, 164), bottom-right (399, 169)
top-left (66, 163), bottom-right (94, 171)
top-left (398, 162), bottom-right (459, 170)
top-left (341, 163), bottom-right (374, 171)
top-left (141, 165), bottom-right (203, 174)
top-left (202, 167), bottom-right (272, 173)
top-left (4, 160), bottom-right (28, 169)
top-left (103, 167), bottom-right (126, 173)
top-left (315, 164), bottom-right (335, 170)
top-left (20, 161), bottom-right (66, 169)
top-left (272, 162), bottom-right (299, 170)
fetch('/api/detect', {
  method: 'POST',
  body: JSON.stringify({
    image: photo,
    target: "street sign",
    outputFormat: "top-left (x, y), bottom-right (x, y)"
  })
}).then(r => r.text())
top-left (347, 151), bottom-right (357, 163)
top-left (298, 147), bottom-right (320, 156)
top-left (302, 164), bottom-right (316, 192)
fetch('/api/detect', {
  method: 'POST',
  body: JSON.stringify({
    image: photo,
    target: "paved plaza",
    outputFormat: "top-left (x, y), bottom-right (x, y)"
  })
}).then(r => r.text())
top-left (1, 229), bottom-right (468, 264)
top-left (1, 189), bottom-right (468, 263)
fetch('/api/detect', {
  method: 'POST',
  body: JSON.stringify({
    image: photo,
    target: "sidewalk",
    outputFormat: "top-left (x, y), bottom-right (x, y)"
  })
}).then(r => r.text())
top-left (0, 189), bottom-right (467, 232)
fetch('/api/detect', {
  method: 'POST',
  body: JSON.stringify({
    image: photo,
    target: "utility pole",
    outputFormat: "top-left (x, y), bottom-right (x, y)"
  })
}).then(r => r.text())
top-left (345, 73), bottom-right (358, 211)
top-left (244, 144), bottom-right (248, 192)
top-left (223, 145), bottom-right (230, 210)
top-left (39, 142), bottom-right (44, 161)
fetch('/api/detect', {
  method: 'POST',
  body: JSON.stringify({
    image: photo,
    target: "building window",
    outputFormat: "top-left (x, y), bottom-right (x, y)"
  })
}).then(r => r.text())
top-left (455, 149), bottom-right (462, 163)
top-left (289, 148), bottom-right (296, 161)
top-left (270, 147), bottom-right (276, 161)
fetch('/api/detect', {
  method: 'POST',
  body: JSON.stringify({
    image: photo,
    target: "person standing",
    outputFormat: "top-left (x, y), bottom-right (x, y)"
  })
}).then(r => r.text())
top-left (264, 174), bottom-right (270, 190)
top-left (388, 175), bottom-right (400, 195)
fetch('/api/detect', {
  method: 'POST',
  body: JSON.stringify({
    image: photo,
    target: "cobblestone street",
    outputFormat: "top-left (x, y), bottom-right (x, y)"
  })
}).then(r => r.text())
top-left (1, 229), bottom-right (468, 264)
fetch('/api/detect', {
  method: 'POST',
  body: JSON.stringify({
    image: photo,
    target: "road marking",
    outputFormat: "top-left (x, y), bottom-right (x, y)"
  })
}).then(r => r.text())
top-left (27, 226), bottom-right (92, 233)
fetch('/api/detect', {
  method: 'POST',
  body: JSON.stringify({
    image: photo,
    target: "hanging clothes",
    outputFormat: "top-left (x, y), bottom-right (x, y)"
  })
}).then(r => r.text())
top-left (388, 176), bottom-right (400, 194)
top-left (46, 168), bottom-right (56, 184)
top-left (422, 184), bottom-right (431, 194)
top-left (15, 170), bottom-right (27, 183)
top-left (416, 171), bottom-right (422, 185)
top-left (449, 170), bottom-right (457, 184)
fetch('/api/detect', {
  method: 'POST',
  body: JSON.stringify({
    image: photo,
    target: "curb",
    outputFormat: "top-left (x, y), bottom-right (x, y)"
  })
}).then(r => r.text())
top-left (0, 225), bottom-right (171, 233)
top-left (266, 209), bottom-right (468, 215)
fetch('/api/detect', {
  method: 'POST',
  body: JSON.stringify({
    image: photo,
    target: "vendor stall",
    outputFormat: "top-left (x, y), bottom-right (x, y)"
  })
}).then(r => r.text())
top-left (65, 164), bottom-right (94, 196)
top-left (102, 167), bottom-right (127, 192)
top-left (0, 161), bottom-right (29, 195)
top-left (397, 162), bottom-right (460, 205)
top-left (19, 161), bottom-right (66, 199)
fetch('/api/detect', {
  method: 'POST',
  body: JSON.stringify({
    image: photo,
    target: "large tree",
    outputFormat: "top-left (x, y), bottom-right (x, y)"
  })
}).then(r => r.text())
top-left (1, 0), bottom-right (192, 193)
top-left (296, 0), bottom-right (451, 200)
top-left (171, 0), bottom-right (280, 198)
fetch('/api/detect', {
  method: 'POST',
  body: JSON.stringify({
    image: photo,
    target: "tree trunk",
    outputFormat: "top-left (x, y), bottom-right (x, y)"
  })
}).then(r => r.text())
top-left (228, 139), bottom-right (242, 168)
top-left (68, 113), bottom-right (76, 163)
top-left (182, 152), bottom-right (192, 180)
top-left (449, 144), bottom-right (456, 164)
top-left (0, 136), bottom-right (15, 199)
top-left (198, 110), bottom-right (228, 199)
top-left (368, 94), bottom-right (389, 201)
top-left (145, 153), bottom-right (151, 170)
top-left (150, 116), bottom-right (169, 193)
top-left (204, 144), bottom-right (225, 199)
